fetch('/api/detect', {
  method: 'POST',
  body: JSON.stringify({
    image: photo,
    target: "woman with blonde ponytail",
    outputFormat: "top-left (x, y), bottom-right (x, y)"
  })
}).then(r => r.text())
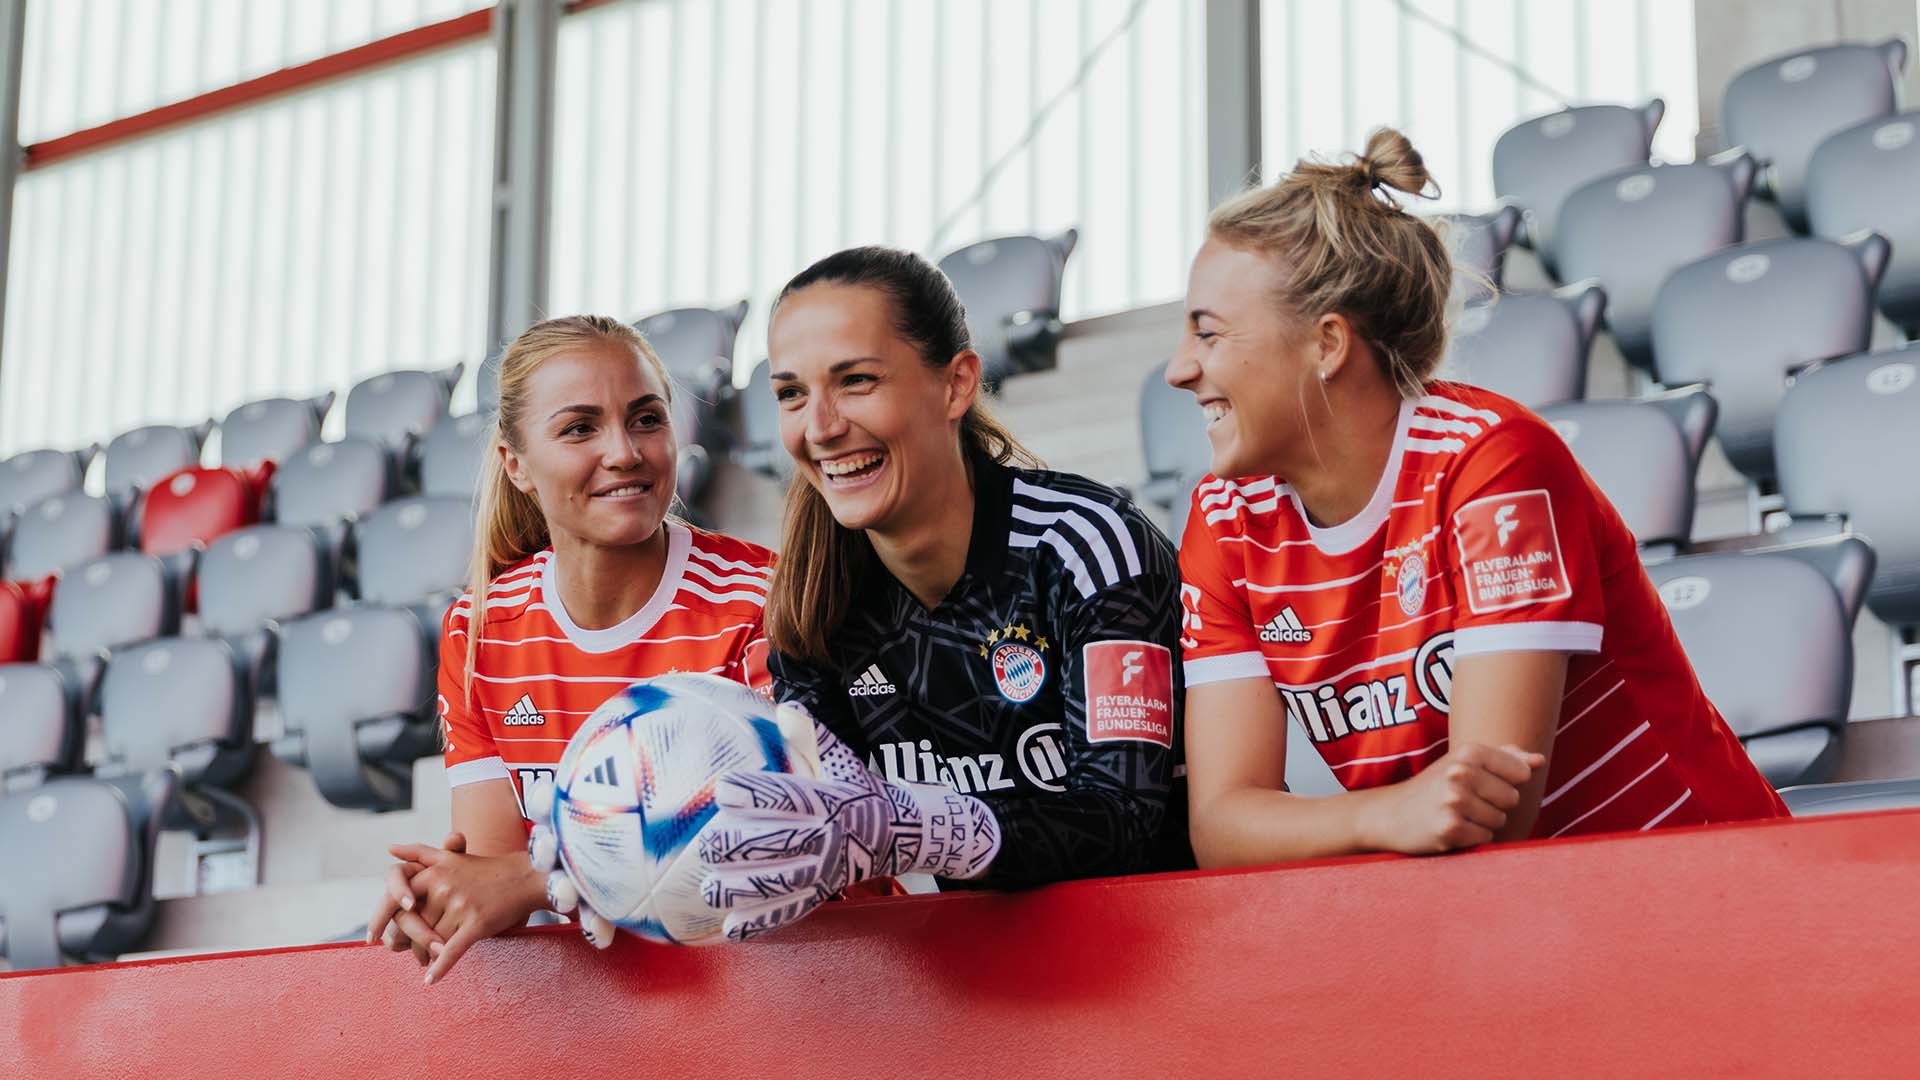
top-left (1174, 129), bottom-right (1784, 869)
top-left (691, 247), bottom-right (1192, 944)
top-left (366, 315), bottom-right (777, 982)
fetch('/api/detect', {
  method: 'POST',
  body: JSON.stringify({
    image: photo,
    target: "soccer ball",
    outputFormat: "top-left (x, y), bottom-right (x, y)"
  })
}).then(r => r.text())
top-left (540, 673), bottom-right (811, 946)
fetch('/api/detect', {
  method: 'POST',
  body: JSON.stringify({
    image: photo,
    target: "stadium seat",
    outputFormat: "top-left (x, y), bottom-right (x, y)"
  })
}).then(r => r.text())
top-left (196, 524), bottom-right (335, 684)
top-left (1649, 233), bottom-right (1887, 482)
top-left (1444, 206), bottom-right (1523, 305)
top-left (1647, 551), bottom-right (1855, 787)
top-left (732, 359), bottom-right (792, 481)
top-left (344, 365), bottom-right (463, 455)
top-left (44, 552), bottom-right (181, 715)
top-left (3, 490), bottom-right (125, 582)
top-left (1722, 39), bottom-right (1908, 232)
top-left (95, 637), bottom-right (260, 891)
top-left (0, 447), bottom-right (92, 518)
top-left (0, 577), bottom-right (54, 664)
top-left (1806, 110), bottom-right (1920, 334)
top-left (135, 464), bottom-right (276, 608)
top-left (353, 497), bottom-right (473, 608)
top-left (1445, 283), bottom-right (1606, 408)
top-left (1778, 777), bottom-right (1920, 816)
top-left (103, 421), bottom-right (212, 496)
top-left (636, 302), bottom-right (748, 403)
top-left (1539, 389), bottom-right (1715, 549)
top-left (1491, 100), bottom-right (1664, 275)
top-left (1775, 346), bottom-right (1920, 629)
top-left (274, 607), bottom-right (439, 811)
top-left (419, 411), bottom-right (491, 499)
top-left (0, 663), bottom-right (81, 792)
top-left (0, 769), bottom-right (177, 970)
top-left (939, 229), bottom-right (1078, 386)
top-left (271, 438), bottom-right (394, 559)
top-left (1139, 361), bottom-right (1213, 513)
top-left (1555, 152), bottom-right (1757, 372)
top-left (218, 392), bottom-right (334, 471)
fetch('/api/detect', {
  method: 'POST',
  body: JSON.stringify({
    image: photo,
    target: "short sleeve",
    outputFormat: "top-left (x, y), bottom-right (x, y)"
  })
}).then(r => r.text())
top-left (1177, 488), bottom-right (1267, 687)
top-left (1443, 420), bottom-right (1606, 658)
top-left (439, 596), bottom-right (508, 787)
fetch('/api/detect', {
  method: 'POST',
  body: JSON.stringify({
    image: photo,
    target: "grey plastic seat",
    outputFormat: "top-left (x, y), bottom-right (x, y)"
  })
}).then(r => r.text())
top-left (1443, 206), bottom-right (1522, 305)
top-left (1807, 110), bottom-right (1920, 334)
top-left (1139, 361), bottom-right (1213, 512)
top-left (98, 638), bottom-right (254, 794)
top-left (1647, 552), bottom-right (1854, 787)
top-left (1650, 234), bottom-right (1888, 482)
top-left (4, 490), bottom-right (124, 582)
top-left (1491, 100), bottom-right (1664, 275)
top-left (1539, 390), bottom-right (1716, 548)
top-left (1775, 346), bottom-right (1920, 627)
top-left (0, 664), bottom-right (80, 792)
top-left (0, 770), bottom-right (176, 970)
top-left (197, 524), bottom-right (334, 683)
top-left (636, 302), bottom-right (748, 403)
top-left (0, 447), bottom-right (92, 517)
top-left (274, 607), bottom-right (439, 811)
top-left (355, 497), bottom-right (473, 608)
top-left (103, 422), bottom-right (211, 496)
top-left (344, 365), bottom-right (462, 452)
top-left (1555, 153), bottom-right (1757, 372)
top-left (1779, 777), bottom-right (1920, 816)
top-left (939, 229), bottom-right (1078, 386)
top-left (271, 438), bottom-right (393, 557)
top-left (45, 552), bottom-right (181, 708)
top-left (419, 411), bottom-right (491, 499)
top-left (1722, 39), bottom-right (1908, 232)
top-left (218, 392), bottom-right (334, 470)
top-left (733, 359), bottom-right (792, 481)
top-left (1446, 283), bottom-right (1605, 408)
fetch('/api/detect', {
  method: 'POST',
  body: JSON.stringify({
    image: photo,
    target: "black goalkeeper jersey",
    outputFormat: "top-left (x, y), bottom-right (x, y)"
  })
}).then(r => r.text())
top-left (769, 455), bottom-right (1191, 888)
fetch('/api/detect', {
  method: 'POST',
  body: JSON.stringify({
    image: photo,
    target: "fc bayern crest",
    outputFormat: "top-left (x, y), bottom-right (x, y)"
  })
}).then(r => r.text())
top-left (1396, 552), bottom-right (1427, 616)
top-left (991, 642), bottom-right (1047, 703)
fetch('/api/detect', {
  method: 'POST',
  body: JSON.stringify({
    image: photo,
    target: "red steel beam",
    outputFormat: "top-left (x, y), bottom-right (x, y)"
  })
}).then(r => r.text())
top-left (21, 0), bottom-right (615, 171)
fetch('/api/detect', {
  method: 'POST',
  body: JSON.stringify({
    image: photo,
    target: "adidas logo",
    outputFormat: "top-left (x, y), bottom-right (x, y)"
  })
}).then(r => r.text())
top-left (583, 755), bottom-right (620, 787)
top-left (1259, 607), bottom-right (1314, 644)
top-left (502, 694), bottom-right (547, 727)
top-left (848, 663), bottom-right (897, 697)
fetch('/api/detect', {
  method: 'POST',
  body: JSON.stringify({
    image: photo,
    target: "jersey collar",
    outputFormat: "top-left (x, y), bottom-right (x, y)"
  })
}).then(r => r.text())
top-left (539, 521), bottom-right (692, 653)
top-left (1282, 397), bottom-right (1415, 556)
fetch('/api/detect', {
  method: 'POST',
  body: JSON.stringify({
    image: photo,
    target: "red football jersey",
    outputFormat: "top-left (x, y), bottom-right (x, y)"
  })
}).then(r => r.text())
top-left (1179, 383), bottom-right (1786, 838)
top-left (439, 522), bottom-right (774, 821)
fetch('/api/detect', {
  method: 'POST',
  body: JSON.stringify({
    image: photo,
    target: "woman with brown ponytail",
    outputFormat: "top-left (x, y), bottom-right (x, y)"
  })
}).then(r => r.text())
top-left (365, 315), bottom-right (777, 982)
top-left (691, 247), bottom-right (1192, 942)
top-left (1175, 129), bottom-right (1784, 868)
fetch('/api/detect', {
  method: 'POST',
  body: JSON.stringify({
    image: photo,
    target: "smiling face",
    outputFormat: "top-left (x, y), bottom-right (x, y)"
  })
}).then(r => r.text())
top-left (500, 339), bottom-right (677, 552)
top-left (1167, 236), bottom-right (1328, 478)
top-left (768, 282), bottom-right (978, 534)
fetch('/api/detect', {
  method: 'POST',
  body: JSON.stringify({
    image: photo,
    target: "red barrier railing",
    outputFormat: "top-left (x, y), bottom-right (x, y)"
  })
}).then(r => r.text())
top-left (5, 809), bottom-right (1920, 1078)
top-left (23, 0), bottom-right (626, 171)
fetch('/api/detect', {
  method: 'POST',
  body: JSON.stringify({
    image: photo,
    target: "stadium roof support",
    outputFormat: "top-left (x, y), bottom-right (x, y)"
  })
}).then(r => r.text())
top-left (485, 0), bottom-right (562, 376)
top-left (0, 0), bottom-right (22, 398)
top-left (1204, 0), bottom-right (1262, 209)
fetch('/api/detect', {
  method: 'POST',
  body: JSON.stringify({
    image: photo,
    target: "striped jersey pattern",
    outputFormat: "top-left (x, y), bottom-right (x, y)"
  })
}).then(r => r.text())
top-left (438, 522), bottom-right (775, 821)
top-left (1178, 382), bottom-right (1785, 839)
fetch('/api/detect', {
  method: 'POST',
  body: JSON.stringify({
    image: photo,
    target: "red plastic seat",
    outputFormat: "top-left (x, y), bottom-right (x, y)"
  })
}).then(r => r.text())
top-left (139, 462), bottom-right (276, 558)
top-left (0, 575), bottom-right (55, 663)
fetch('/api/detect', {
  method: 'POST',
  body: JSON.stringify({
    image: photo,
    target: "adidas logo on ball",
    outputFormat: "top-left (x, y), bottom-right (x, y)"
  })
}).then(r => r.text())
top-left (1260, 607), bottom-right (1313, 644)
top-left (848, 663), bottom-right (897, 697)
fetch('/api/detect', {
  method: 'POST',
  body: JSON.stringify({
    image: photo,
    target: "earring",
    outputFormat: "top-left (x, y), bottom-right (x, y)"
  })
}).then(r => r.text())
top-left (1319, 369), bottom-right (1332, 383)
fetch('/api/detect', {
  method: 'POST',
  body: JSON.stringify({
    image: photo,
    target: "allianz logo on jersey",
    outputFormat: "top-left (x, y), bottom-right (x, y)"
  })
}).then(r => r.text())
top-left (1259, 607), bottom-right (1314, 644)
top-left (1284, 632), bottom-right (1454, 745)
top-left (848, 663), bottom-right (898, 697)
top-left (502, 694), bottom-right (547, 726)
top-left (867, 722), bottom-right (1070, 795)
